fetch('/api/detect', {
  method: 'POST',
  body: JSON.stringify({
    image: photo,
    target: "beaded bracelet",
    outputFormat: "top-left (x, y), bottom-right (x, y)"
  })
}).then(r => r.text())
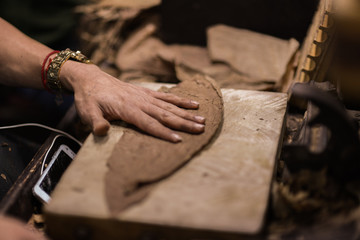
top-left (45, 48), bottom-right (92, 104)
top-left (41, 50), bottom-right (59, 92)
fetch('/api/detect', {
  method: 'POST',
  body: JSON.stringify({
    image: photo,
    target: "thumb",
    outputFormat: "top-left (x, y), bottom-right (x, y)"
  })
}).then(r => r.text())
top-left (92, 114), bottom-right (110, 136)
top-left (76, 102), bottom-right (110, 136)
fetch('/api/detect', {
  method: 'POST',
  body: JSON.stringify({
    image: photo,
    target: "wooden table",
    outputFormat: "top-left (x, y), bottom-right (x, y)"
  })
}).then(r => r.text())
top-left (45, 84), bottom-right (287, 240)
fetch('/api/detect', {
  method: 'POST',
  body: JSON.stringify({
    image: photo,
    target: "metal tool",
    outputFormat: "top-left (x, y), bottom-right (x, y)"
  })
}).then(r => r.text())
top-left (283, 81), bottom-right (360, 181)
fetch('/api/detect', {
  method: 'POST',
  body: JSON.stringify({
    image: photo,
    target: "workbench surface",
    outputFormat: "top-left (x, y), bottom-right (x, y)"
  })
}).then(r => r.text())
top-left (45, 84), bottom-right (287, 240)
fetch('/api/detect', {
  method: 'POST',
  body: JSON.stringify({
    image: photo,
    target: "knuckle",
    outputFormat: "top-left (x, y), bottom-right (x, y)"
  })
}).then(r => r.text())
top-left (178, 121), bottom-right (191, 131)
top-left (160, 111), bottom-right (172, 122)
top-left (143, 119), bottom-right (158, 130)
top-left (177, 109), bottom-right (193, 120)
top-left (184, 112), bottom-right (194, 120)
top-left (163, 104), bottom-right (173, 111)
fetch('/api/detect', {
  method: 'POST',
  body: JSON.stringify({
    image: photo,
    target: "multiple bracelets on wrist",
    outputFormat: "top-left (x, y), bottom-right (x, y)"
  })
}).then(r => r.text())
top-left (41, 48), bottom-right (92, 104)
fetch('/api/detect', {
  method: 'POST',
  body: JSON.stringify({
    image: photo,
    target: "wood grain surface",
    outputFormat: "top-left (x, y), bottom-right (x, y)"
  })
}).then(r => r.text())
top-left (45, 84), bottom-right (287, 240)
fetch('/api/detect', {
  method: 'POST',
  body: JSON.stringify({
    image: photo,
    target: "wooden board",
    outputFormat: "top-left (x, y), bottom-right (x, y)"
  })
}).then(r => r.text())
top-left (45, 84), bottom-right (287, 240)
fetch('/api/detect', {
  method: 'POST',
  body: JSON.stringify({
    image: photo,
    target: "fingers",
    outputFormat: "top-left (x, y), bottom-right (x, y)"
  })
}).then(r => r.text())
top-left (76, 102), bottom-right (110, 136)
top-left (144, 105), bottom-right (205, 134)
top-left (152, 91), bottom-right (200, 109)
top-left (131, 110), bottom-right (183, 143)
top-left (152, 99), bottom-right (206, 124)
top-left (74, 81), bottom-right (206, 142)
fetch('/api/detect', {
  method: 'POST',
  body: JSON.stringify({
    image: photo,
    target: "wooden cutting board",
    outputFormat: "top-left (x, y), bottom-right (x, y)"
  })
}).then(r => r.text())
top-left (45, 83), bottom-right (287, 240)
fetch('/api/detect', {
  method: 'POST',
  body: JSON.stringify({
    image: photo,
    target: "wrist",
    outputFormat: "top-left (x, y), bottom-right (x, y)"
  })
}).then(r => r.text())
top-left (59, 60), bottom-right (99, 92)
top-left (44, 49), bottom-right (92, 95)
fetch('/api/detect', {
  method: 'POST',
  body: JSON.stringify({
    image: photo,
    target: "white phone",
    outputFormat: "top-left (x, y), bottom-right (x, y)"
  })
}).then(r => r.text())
top-left (33, 144), bottom-right (76, 204)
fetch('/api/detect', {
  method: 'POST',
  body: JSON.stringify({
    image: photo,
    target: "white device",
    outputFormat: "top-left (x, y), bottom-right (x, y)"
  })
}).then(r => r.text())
top-left (33, 144), bottom-right (76, 203)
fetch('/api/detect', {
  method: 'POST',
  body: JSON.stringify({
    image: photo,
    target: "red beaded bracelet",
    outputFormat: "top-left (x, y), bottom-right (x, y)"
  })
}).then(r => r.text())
top-left (41, 50), bottom-right (59, 92)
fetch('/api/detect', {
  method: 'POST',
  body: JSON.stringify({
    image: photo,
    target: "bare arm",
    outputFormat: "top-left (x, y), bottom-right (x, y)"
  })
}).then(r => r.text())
top-left (0, 216), bottom-right (47, 240)
top-left (0, 18), bottom-right (52, 88)
top-left (0, 18), bottom-right (205, 142)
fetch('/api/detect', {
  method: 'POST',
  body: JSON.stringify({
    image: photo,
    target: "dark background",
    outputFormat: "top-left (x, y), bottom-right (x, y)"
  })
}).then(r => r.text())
top-left (161, 0), bottom-right (319, 45)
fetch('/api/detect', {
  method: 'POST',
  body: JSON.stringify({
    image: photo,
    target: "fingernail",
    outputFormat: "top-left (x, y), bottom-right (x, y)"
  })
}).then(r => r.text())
top-left (172, 133), bottom-right (182, 142)
top-left (191, 100), bottom-right (199, 106)
top-left (195, 123), bottom-right (205, 131)
top-left (195, 116), bottom-right (205, 123)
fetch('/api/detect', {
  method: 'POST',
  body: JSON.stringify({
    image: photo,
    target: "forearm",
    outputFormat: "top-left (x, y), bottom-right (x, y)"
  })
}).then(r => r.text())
top-left (0, 17), bottom-right (205, 141)
top-left (0, 18), bottom-right (52, 89)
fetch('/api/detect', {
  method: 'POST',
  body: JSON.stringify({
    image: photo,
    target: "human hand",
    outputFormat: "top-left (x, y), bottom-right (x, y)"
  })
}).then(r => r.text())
top-left (0, 216), bottom-right (47, 240)
top-left (60, 62), bottom-right (206, 142)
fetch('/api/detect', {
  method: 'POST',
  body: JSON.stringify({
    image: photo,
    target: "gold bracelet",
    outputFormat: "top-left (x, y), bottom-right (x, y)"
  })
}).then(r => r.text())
top-left (46, 48), bottom-right (92, 103)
